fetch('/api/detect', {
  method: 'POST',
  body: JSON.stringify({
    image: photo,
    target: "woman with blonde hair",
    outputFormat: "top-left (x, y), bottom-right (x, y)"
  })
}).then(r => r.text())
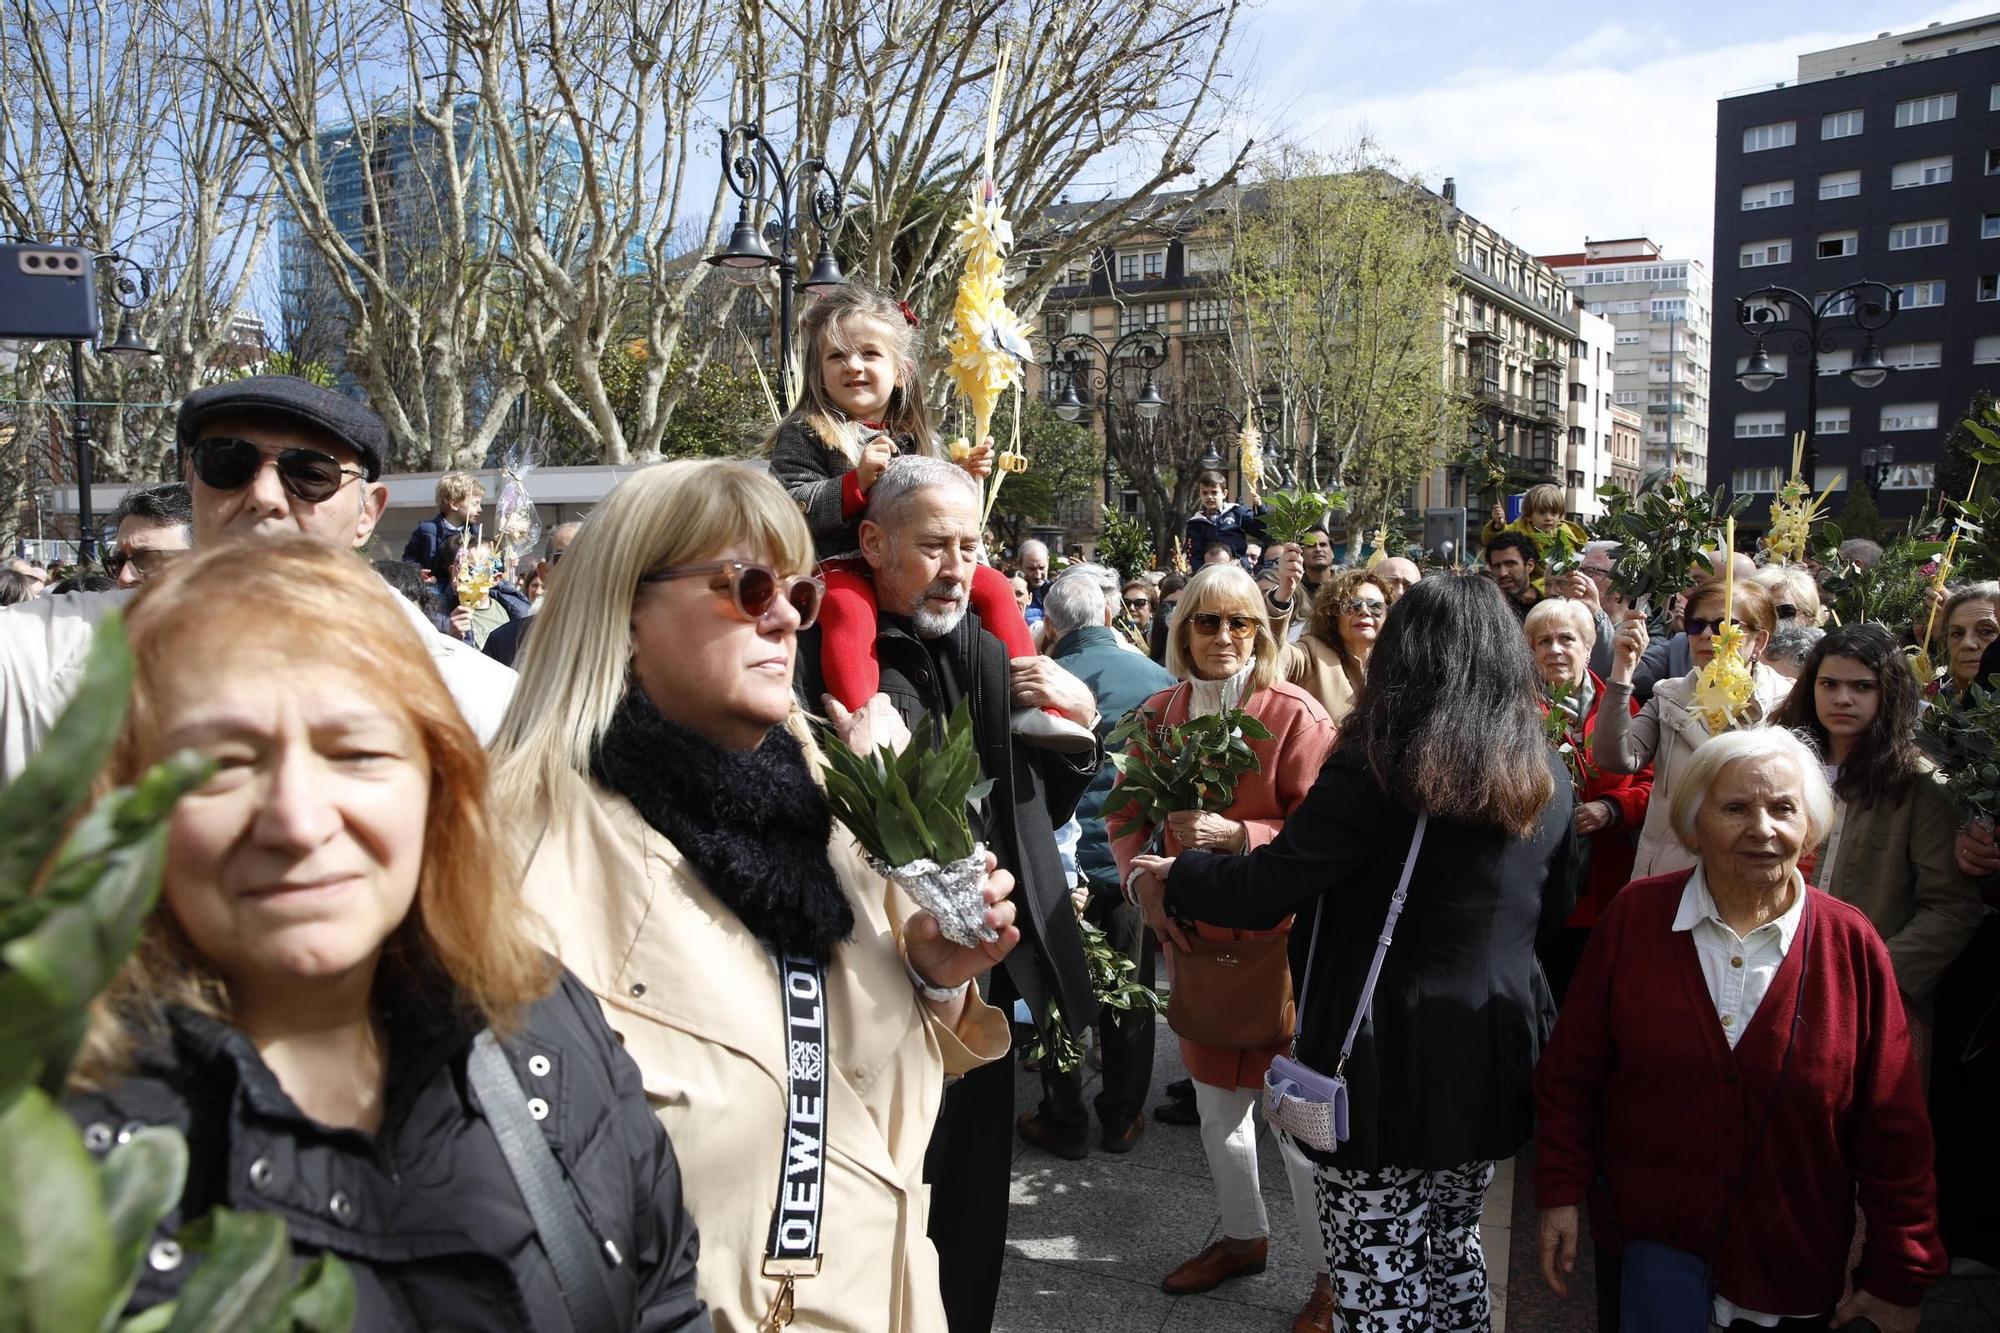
top-left (490, 459), bottom-right (1020, 1333)
top-left (1749, 563), bottom-right (1823, 628)
top-left (67, 539), bottom-right (709, 1330)
top-left (1281, 565), bottom-right (1391, 725)
top-left (1107, 562), bottom-right (1340, 1330)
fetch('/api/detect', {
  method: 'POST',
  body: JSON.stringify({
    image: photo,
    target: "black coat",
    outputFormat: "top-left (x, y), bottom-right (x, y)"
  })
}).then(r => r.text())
top-left (796, 610), bottom-right (1101, 1035)
top-left (1165, 745), bottom-right (1574, 1171)
top-left (68, 970), bottom-right (710, 1332)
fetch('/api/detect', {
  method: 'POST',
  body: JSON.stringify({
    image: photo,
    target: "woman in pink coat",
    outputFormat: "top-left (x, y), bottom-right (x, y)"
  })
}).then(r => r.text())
top-left (1109, 561), bottom-right (1340, 1331)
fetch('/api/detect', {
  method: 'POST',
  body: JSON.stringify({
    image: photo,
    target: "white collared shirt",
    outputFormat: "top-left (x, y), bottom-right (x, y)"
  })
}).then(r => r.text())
top-left (1672, 864), bottom-right (1813, 1328)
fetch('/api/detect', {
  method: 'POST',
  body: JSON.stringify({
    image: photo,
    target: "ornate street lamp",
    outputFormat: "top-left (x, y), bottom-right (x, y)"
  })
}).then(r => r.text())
top-left (1734, 280), bottom-right (1899, 484)
top-left (705, 122), bottom-right (848, 405)
top-left (1048, 328), bottom-right (1169, 505)
top-left (1860, 443), bottom-right (1897, 497)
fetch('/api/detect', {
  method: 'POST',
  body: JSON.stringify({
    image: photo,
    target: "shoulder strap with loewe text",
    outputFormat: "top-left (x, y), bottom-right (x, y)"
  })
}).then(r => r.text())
top-left (763, 949), bottom-right (830, 1330)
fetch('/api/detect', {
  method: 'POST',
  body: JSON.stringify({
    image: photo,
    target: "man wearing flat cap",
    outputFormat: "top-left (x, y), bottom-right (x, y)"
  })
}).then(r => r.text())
top-left (0, 376), bottom-right (515, 779)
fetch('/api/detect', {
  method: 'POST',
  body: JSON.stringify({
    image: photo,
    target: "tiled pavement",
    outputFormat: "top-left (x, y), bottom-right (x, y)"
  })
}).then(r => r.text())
top-left (994, 1019), bottom-right (2000, 1332)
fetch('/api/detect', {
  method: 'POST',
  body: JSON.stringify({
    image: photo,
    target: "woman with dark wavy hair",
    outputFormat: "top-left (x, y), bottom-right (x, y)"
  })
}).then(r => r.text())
top-left (1131, 573), bottom-right (1573, 1332)
top-left (1774, 622), bottom-right (1984, 1018)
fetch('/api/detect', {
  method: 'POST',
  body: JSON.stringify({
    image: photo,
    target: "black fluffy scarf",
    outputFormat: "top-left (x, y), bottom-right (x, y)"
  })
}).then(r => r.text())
top-left (590, 686), bottom-right (854, 960)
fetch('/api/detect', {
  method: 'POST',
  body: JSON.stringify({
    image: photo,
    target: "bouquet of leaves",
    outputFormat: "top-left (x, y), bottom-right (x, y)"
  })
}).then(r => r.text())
top-left (1256, 488), bottom-right (1345, 549)
top-left (1541, 520), bottom-right (1584, 582)
top-left (1918, 681), bottom-right (2000, 825)
top-left (820, 700), bottom-right (997, 947)
top-left (1591, 476), bottom-right (1751, 621)
top-left (1541, 680), bottom-right (1595, 792)
top-left (1100, 685), bottom-right (1273, 847)
top-left (1, 617), bottom-right (355, 1331)
top-left (1023, 916), bottom-right (1168, 1074)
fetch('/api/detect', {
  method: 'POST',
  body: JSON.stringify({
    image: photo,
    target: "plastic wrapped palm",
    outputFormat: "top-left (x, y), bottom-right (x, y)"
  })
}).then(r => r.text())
top-left (1691, 518), bottom-right (1758, 734)
top-left (0, 617), bottom-right (354, 1330)
top-left (1761, 433), bottom-right (1840, 567)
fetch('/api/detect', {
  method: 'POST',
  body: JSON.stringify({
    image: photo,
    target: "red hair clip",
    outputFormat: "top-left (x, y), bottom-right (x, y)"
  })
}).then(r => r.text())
top-left (897, 300), bottom-right (920, 328)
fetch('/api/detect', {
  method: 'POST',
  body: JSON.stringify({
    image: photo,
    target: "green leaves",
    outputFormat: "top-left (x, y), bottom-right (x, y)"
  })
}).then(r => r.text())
top-left (1919, 681), bottom-right (2000, 823)
top-left (1258, 489), bottom-right (1344, 548)
top-left (0, 1087), bottom-right (121, 1333)
top-left (821, 700), bottom-right (989, 868)
top-left (1589, 476), bottom-right (1752, 614)
top-left (1101, 702), bottom-right (1271, 842)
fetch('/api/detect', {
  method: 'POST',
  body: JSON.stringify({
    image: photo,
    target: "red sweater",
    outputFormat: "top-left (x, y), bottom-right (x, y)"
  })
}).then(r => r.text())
top-left (1534, 870), bottom-right (1944, 1313)
top-left (1558, 671), bottom-right (1653, 927)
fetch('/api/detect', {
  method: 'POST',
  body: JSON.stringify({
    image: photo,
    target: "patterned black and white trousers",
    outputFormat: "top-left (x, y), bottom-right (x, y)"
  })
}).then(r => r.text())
top-left (1310, 1159), bottom-right (1495, 1332)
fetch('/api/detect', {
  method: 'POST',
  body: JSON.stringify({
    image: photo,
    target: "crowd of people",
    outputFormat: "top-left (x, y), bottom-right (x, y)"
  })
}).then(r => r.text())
top-left (2, 298), bottom-right (1996, 1332)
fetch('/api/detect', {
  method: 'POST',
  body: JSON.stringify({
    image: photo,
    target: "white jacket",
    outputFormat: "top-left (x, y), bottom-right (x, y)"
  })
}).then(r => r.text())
top-left (0, 584), bottom-right (515, 781)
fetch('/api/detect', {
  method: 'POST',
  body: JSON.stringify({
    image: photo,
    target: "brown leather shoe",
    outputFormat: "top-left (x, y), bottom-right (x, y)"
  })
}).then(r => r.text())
top-left (1160, 1235), bottom-right (1268, 1295)
top-left (1099, 1111), bottom-right (1146, 1154)
top-left (1291, 1273), bottom-right (1334, 1333)
top-left (1015, 1111), bottom-right (1087, 1161)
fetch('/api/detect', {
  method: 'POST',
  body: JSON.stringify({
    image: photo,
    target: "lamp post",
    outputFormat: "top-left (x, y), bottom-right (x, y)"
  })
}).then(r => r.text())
top-left (1860, 443), bottom-right (1897, 497)
top-left (1733, 281), bottom-right (1898, 488)
top-left (705, 122), bottom-right (848, 408)
top-left (1196, 403), bottom-right (1284, 499)
top-left (1049, 329), bottom-right (1168, 506)
top-left (73, 254), bottom-right (157, 562)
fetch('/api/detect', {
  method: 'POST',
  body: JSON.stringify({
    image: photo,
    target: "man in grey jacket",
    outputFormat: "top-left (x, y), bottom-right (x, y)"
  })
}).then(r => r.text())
top-left (0, 376), bottom-right (514, 780)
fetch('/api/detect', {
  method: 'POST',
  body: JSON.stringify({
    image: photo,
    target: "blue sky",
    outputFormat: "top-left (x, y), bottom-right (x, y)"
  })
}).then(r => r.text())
top-left (1201, 0), bottom-right (1997, 270)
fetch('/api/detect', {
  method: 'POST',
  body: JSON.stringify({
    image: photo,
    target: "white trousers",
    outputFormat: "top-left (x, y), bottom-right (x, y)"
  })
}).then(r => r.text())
top-left (1192, 1079), bottom-right (1324, 1269)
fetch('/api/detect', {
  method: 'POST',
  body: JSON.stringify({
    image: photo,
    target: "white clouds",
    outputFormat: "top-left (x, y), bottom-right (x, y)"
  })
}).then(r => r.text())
top-left (1238, 2), bottom-right (1999, 269)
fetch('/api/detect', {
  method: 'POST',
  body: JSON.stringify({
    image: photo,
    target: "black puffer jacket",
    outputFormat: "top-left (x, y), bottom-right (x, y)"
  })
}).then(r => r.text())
top-left (68, 969), bottom-right (710, 1331)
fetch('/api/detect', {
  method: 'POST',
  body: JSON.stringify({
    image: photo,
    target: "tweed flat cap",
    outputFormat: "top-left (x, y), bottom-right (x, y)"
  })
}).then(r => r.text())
top-left (176, 376), bottom-right (389, 480)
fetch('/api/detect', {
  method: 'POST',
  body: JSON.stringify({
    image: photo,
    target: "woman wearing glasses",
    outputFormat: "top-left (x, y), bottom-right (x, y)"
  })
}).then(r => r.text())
top-left (1280, 567), bottom-right (1392, 725)
top-left (1750, 564), bottom-right (1824, 629)
top-left (490, 460), bottom-right (1018, 1333)
top-left (1106, 563), bottom-right (1340, 1331)
top-left (1594, 576), bottom-right (1793, 879)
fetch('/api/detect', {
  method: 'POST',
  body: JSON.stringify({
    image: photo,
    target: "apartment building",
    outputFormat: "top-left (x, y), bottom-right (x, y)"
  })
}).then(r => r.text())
top-left (1711, 15), bottom-right (2000, 526)
top-left (1541, 239), bottom-right (1713, 482)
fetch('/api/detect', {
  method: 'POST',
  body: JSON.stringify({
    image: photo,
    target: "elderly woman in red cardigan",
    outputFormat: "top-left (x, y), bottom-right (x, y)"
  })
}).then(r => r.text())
top-left (1107, 561), bottom-right (1339, 1332)
top-left (1535, 727), bottom-right (1945, 1333)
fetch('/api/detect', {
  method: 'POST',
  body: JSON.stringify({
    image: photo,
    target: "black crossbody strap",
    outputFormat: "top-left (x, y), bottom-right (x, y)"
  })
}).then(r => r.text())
top-left (469, 1031), bottom-right (620, 1333)
top-left (1290, 812), bottom-right (1428, 1070)
top-left (763, 950), bottom-right (830, 1326)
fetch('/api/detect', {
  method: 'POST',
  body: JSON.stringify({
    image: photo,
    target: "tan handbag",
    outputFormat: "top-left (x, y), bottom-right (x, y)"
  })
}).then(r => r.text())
top-left (1166, 931), bottom-right (1295, 1050)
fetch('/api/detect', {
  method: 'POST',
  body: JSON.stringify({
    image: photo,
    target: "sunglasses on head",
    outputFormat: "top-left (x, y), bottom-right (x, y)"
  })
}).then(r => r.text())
top-left (1684, 614), bottom-right (1745, 638)
top-left (1188, 611), bottom-right (1258, 639)
top-left (1342, 597), bottom-right (1387, 617)
top-left (641, 559), bottom-right (824, 629)
top-left (190, 437), bottom-right (367, 504)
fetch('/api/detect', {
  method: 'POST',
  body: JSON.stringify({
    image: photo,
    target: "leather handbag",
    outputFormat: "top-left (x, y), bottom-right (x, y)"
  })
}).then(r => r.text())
top-left (1618, 894), bottom-right (1813, 1333)
top-left (1263, 812), bottom-right (1428, 1152)
top-left (1166, 930), bottom-right (1295, 1050)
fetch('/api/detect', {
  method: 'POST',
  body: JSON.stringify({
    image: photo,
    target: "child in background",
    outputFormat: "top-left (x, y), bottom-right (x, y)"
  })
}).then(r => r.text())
top-left (769, 284), bottom-right (1094, 749)
top-left (1480, 482), bottom-right (1587, 591)
top-left (1183, 470), bottom-right (1261, 566)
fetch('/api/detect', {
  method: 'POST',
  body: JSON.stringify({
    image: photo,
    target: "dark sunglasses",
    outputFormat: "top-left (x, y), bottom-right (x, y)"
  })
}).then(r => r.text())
top-left (1188, 611), bottom-right (1258, 639)
top-left (1774, 602), bottom-right (1798, 621)
top-left (105, 547), bottom-right (185, 579)
top-left (1124, 596), bottom-right (1152, 609)
top-left (1341, 597), bottom-right (1387, 617)
top-left (1685, 614), bottom-right (1745, 638)
top-left (641, 559), bottom-right (824, 629)
top-left (190, 437), bottom-right (366, 503)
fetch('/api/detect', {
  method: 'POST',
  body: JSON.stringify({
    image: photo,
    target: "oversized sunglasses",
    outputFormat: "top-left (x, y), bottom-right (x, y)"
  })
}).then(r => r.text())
top-left (641, 559), bottom-right (824, 629)
top-left (190, 437), bottom-right (366, 503)
top-left (1124, 596), bottom-right (1152, 609)
top-left (105, 547), bottom-right (185, 580)
top-left (1341, 598), bottom-right (1387, 617)
top-left (1188, 611), bottom-right (1258, 639)
top-left (1685, 614), bottom-right (1745, 638)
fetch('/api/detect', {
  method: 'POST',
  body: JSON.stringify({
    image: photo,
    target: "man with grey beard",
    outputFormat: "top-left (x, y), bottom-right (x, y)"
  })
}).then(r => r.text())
top-left (794, 455), bottom-right (1100, 1333)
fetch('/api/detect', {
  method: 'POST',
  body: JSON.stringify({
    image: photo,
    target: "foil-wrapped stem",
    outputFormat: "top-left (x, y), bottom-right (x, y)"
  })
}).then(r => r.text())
top-left (876, 843), bottom-right (998, 948)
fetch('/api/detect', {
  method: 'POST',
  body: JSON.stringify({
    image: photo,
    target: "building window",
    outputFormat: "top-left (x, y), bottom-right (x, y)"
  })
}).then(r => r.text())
top-left (1816, 407), bottom-right (1851, 435)
top-left (1985, 212), bottom-right (2000, 240)
top-left (1993, 84), bottom-right (2000, 111)
top-left (1821, 109), bottom-right (1864, 139)
top-left (1888, 219), bottom-right (1949, 250)
top-left (1063, 262), bottom-right (1091, 285)
top-left (1881, 403), bottom-right (1939, 432)
top-left (1185, 298), bottom-right (1229, 333)
top-left (1819, 170), bottom-right (1861, 200)
top-left (1735, 411), bottom-right (1786, 438)
top-left (1741, 180), bottom-right (1794, 209)
top-left (1742, 121), bottom-right (1795, 152)
top-left (1893, 279), bottom-right (1946, 308)
top-left (1733, 467), bottom-right (1780, 493)
top-left (1143, 250), bottom-right (1165, 279)
top-left (1817, 289), bottom-right (1857, 316)
top-left (1882, 463), bottom-right (1937, 491)
top-left (1816, 231), bottom-right (1858, 259)
top-left (1975, 334), bottom-right (2000, 365)
top-left (1819, 348), bottom-right (1854, 376)
top-left (1981, 274), bottom-right (2000, 302)
top-left (1117, 252), bottom-right (1140, 283)
top-left (1894, 93), bottom-right (1957, 127)
top-left (1884, 341), bottom-right (1943, 369)
top-left (1989, 148), bottom-right (2000, 176)
top-left (1739, 239), bottom-right (1791, 268)
top-left (1891, 155), bottom-right (1954, 188)
top-left (1813, 466), bottom-right (1849, 493)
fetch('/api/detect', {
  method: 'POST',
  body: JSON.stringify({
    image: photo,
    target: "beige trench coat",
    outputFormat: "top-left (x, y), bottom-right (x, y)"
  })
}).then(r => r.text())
top-left (520, 771), bottom-right (1010, 1333)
